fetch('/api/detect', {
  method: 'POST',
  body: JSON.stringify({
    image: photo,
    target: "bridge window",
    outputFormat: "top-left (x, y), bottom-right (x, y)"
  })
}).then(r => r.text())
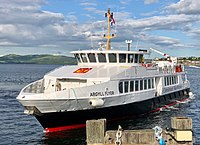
top-left (74, 54), bottom-right (81, 63)
top-left (108, 53), bottom-right (117, 63)
top-left (88, 53), bottom-right (96, 63)
top-left (139, 54), bottom-right (144, 63)
top-left (80, 53), bottom-right (88, 63)
top-left (134, 54), bottom-right (138, 63)
top-left (119, 54), bottom-right (126, 63)
top-left (98, 53), bottom-right (106, 63)
top-left (128, 54), bottom-right (134, 63)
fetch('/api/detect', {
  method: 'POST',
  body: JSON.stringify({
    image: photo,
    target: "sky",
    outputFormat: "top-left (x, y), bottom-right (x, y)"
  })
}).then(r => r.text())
top-left (0, 0), bottom-right (200, 57)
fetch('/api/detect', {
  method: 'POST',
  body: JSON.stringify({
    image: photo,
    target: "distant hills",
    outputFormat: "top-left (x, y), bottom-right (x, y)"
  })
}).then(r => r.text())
top-left (0, 54), bottom-right (77, 65)
top-left (0, 54), bottom-right (199, 66)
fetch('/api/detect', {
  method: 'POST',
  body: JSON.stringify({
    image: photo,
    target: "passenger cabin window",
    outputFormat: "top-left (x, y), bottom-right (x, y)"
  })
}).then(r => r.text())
top-left (118, 78), bottom-right (155, 94)
top-left (80, 53), bottom-right (88, 63)
top-left (119, 54), bottom-right (126, 63)
top-left (128, 54), bottom-right (134, 63)
top-left (74, 54), bottom-right (81, 63)
top-left (98, 53), bottom-right (106, 63)
top-left (134, 54), bottom-right (138, 63)
top-left (130, 81), bottom-right (134, 92)
top-left (124, 81), bottom-right (129, 93)
top-left (152, 78), bottom-right (154, 88)
top-left (148, 79), bottom-right (151, 89)
top-left (135, 80), bottom-right (139, 91)
top-left (140, 80), bottom-right (143, 90)
top-left (164, 76), bottom-right (178, 86)
top-left (108, 53), bottom-right (117, 63)
top-left (144, 80), bottom-right (147, 90)
top-left (88, 53), bottom-right (96, 63)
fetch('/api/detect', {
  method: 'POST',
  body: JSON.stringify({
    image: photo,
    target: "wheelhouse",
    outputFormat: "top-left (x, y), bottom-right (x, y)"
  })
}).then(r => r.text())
top-left (71, 50), bottom-right (149, 66)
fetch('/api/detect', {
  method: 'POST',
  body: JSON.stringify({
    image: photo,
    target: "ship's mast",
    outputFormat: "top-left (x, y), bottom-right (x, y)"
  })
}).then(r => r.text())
top-left (104, 8), bottom-right (115, 50)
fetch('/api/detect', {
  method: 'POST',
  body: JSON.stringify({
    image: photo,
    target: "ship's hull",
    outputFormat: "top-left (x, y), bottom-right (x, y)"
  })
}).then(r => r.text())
top-left (35, 88), bottom-right (190, 132)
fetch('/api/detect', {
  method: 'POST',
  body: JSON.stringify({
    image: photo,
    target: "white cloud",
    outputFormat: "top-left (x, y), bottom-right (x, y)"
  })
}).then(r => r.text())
top-left (0, 0), bottom-right (93, 51)
top-left (144, 0), bottom-right (158, 4)
top-left (80, 2), bottom-right (97, 6)
top-left (119, 14), bottom-right (200, 32)
top-left (119, 0), bottom-right (132, 5)
top-left (167, 0), bottom-right (200, 15)
top-left (84, 7), bottom-right (104, 15)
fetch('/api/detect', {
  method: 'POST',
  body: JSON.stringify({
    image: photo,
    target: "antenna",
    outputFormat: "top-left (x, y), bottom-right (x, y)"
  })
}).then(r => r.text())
top-left (125, 40), bottom-right (132, 51)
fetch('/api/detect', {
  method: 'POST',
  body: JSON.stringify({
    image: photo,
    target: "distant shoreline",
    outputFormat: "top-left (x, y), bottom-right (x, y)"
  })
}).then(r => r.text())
top-left (0, 54), bottom-right (77, 65)
top-left (0, 54), bottom-right (199, 66)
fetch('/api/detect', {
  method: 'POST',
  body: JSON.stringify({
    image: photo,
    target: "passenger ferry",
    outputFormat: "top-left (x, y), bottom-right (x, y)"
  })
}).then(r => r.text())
top-left (17, 9), bottom-right (191, 133)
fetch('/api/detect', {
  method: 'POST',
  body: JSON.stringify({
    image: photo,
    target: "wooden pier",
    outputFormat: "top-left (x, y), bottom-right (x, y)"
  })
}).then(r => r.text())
top-left (86, 117), bottom-right (193, 145)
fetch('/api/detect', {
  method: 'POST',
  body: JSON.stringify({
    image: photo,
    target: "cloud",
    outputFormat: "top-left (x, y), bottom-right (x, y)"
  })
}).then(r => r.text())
top-left (166, 0), bottom-right (200, 15)
top-left (119, 14), bottom-right (200, 32)
top-left (80, 2), bottom-right (97, 6)
top-left (84, 7), bottom-right (104, 15)
top-left (0, 0), bottom-right (92, 52)
top-left (182, 25), bottom-right (200, 43)
top-left (119, 0), bottom-right (132, 5)
top-left (65, 12), bottom-right (77, 23)
top-left (148, 35), bottom-right (181, 47)
top-left (144, 0), bottom-right (158, 5)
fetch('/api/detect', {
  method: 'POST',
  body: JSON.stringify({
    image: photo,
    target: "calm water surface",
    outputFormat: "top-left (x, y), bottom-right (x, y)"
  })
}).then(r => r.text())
top-left (0, 64), bottom-right (199, 145)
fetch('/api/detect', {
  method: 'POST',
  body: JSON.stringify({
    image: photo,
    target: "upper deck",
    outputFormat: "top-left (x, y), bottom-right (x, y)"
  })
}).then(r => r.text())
top-left (71, 49), bottom-right (150, 66)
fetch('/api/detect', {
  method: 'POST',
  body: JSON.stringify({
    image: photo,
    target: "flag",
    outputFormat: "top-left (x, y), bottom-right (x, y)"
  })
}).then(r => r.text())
top-left (110, 14), bottom-right (115, 26)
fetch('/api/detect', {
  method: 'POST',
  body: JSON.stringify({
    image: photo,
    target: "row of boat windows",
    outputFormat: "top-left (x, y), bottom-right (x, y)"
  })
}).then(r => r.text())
top-left (74, 53), bottom-right (144, 64)
top-left (164, 76), bottom-right (178, 86)
top-left (119, 78), bottom-right (155, 93)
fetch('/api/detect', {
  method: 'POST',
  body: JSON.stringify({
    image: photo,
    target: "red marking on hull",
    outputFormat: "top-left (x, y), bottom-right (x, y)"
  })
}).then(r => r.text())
top-left (151, 97), bottom-right (189, 113)
top-left (44, 124), bottom-right (86, 133)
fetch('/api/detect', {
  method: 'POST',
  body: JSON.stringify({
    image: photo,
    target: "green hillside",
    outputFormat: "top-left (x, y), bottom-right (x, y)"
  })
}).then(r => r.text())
top-left (0, 54), bottom-right (77, 65)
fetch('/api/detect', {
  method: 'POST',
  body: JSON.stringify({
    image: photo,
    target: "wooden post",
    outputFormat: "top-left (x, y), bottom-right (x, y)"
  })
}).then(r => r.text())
top-left (171, 117), bottom-right (192, 130)
top-left (86, 119), bottom-right (106, 145)
top-left (171, 117), bottom-right (193, 142)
